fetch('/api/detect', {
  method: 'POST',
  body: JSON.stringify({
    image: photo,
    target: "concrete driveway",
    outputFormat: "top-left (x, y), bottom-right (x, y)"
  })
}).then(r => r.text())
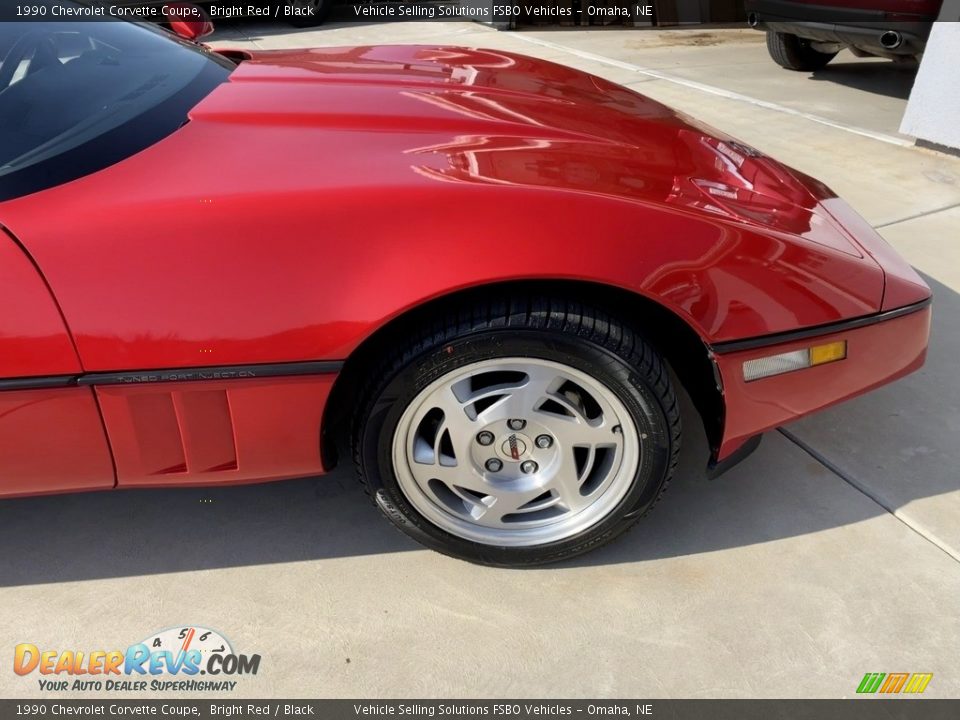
top-left (2, 24), bottom-right (958, 700)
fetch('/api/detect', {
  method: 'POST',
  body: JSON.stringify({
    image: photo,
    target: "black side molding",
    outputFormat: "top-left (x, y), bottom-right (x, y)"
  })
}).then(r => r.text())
top-left (0, 375), bottom-right (76, 392)
top-left (0, 360), bottom-right (344, 392)
top-left (711, 297), bottom-right (931, 355)
top-left (78, 361), bottom-right (344, 386)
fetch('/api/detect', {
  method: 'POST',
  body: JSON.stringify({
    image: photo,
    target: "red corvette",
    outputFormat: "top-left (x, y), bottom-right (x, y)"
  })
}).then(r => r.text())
top-left (0, 12), bottom-right (930, 565)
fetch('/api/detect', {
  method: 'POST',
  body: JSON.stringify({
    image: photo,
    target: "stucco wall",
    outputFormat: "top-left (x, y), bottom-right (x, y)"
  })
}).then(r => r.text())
top-left (900, 20), bottom-right (960, 151)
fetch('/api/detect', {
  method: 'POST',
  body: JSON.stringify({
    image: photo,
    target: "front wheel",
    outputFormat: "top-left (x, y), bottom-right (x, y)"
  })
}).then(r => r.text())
top-left (766, 31), bottom-right (838, 71)
top-left (352, 298), bottom-right (681, 566)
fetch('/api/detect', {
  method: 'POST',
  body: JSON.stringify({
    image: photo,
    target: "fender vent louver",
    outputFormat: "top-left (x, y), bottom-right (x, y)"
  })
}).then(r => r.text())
top-left (127, 390), bottom-right (238, 475)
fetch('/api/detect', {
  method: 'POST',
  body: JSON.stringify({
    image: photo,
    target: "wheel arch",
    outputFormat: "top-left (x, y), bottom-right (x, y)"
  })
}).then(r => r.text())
top-left (320, 279), bottom-right (724, 469)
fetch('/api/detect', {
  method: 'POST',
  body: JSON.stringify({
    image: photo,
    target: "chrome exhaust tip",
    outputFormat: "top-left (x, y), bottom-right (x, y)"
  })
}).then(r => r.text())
top-left (880, 30), bottom-right (903, 50)
top-left (747, 12), bottom-right (759, 27)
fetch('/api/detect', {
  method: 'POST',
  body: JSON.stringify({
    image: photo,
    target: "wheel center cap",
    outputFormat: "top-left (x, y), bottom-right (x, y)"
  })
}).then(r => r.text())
top-left (500, 433), bottom-right (530, 461)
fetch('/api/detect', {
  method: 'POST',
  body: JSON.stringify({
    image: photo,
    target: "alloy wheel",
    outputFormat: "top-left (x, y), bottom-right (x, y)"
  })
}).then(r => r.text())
top-left (391, 358), bottom-right (641, 546)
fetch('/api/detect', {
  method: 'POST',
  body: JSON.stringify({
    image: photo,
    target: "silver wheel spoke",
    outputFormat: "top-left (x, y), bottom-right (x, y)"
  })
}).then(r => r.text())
top-left (423, 461), bottom-right (481, 489)
top-left (549, 449), bottom-right (589, 509)
top-left (431, 387), bottom-right (481, 441)
top-left (481, 486), bottom-right (561, 526)
top-left (393, 357), bottom-right (641, 547)
top-left (544, 414), bottom-right (621, 450)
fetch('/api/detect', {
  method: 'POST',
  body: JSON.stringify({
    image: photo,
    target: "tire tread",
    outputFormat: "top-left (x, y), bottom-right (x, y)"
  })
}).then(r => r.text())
top-left (766, 31), bottom-right (837, 71)
top-left (350, 295), bottom-right (682, 565)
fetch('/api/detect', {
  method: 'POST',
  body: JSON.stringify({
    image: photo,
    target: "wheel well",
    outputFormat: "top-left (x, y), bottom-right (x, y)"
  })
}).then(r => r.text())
top-left (320, 280), bottom-right (724, 468)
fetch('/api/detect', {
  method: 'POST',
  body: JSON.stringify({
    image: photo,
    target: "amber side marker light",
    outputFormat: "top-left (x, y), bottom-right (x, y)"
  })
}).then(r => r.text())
top-left (743, 340), bottom-right (847, 382)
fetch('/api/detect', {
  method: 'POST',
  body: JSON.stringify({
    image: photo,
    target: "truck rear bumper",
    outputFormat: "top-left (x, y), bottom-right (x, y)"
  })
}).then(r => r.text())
top-left (745, 0), bottom-right (935, 56)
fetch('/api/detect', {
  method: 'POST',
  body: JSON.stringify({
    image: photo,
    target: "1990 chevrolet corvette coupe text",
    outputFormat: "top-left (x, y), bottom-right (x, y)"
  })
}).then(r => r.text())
top-left (0, 11), bottom-right (931, 565)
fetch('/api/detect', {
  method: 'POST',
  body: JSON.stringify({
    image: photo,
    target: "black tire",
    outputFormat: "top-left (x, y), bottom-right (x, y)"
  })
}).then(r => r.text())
top-left (287, 0), bottom-right (331, 27)
top-left (352, 296), bottom-right (682, 567)
top-left (766, 31), bottom-right (837, 71)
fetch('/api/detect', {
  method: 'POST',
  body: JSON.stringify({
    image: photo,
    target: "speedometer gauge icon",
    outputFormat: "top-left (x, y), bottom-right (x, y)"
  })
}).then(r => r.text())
top-left (140, 626), bottom-right (233, 670)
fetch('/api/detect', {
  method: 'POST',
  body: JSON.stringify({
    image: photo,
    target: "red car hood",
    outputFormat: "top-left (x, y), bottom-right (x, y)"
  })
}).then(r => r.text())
top-left (193, 44), bottom-right (925, 311)
top-left (197, 45), bottom-right (863, 253)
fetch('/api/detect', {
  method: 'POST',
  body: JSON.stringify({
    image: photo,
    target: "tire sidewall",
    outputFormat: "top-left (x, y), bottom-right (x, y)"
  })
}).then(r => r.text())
top-left (359, 329), bottom-right (674, 566)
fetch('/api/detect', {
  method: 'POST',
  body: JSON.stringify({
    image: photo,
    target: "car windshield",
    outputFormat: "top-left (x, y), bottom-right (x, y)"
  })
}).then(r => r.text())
top-left (0, 8), bottom-right (232, 199)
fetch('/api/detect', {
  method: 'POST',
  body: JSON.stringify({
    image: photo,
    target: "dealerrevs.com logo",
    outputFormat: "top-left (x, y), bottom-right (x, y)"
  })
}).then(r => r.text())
top-left (14, 626), bottom-right (260, 693)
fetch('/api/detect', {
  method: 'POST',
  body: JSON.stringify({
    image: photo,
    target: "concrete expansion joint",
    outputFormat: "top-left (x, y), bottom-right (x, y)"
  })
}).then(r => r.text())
top-left (777, 427), bottom-right (960, 565)
top-left (875, 201), bottom-right (960, 229)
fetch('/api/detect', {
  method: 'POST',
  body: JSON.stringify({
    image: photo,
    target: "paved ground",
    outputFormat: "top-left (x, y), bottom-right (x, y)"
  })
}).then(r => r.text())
top-left (2, 24), bottom-right (959, 700)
